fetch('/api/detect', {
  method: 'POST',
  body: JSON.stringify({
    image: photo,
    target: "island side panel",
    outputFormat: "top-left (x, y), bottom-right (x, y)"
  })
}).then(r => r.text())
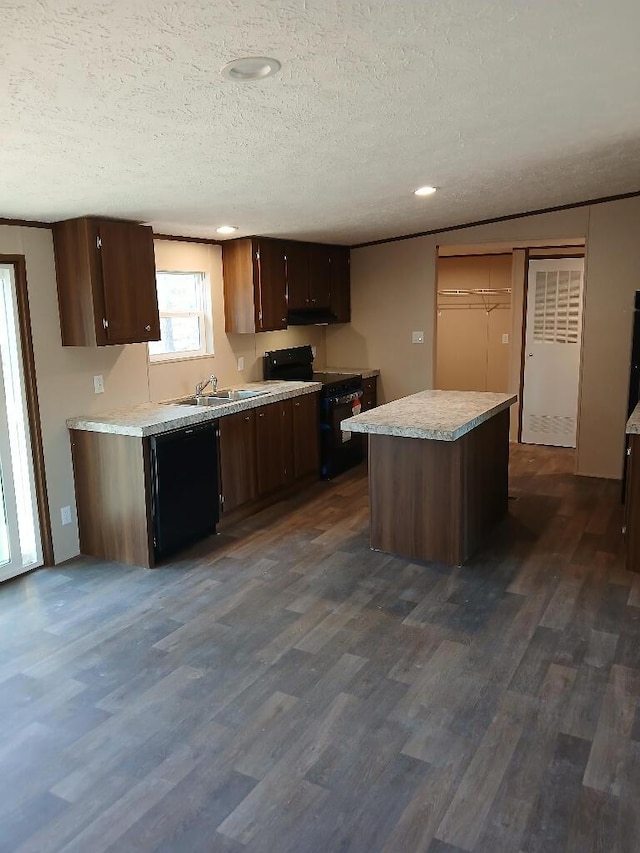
top-left (459, 408), bottom-right (510, 562)
top-left (368, 433), bottom-right (462, 565)
top-left (70, 429), bottom-right (155, 568)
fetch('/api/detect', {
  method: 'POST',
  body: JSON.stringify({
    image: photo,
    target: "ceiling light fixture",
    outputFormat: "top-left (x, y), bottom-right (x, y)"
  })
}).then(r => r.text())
top-left (216, 225), bottom-right (238, 235)
top-left (221, 57), bottom-right (281, 82)
top-left (414, 185), bottom-right (437, 196)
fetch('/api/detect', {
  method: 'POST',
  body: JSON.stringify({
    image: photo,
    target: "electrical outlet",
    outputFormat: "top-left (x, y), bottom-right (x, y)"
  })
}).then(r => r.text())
top-left (237, 356), bottom-right (245, 371)
top-left (311, 345), bottom-right (317, 358)
top-left (93, 374), bottom-right (104, 394)
top-left (412, 331), bottom-right (425, 344)
top-left (61, 505), bottom-right (72, 526)
top-left (502, 333), bottom-right (510, 344)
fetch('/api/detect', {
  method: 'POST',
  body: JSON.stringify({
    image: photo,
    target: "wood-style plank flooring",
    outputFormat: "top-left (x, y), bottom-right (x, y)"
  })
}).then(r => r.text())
top-left (1, 444), bottom-right (638, 852)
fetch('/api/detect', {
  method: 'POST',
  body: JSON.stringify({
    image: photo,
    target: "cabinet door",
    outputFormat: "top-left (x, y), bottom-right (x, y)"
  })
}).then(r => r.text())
top-left (257, 240), bottom-right (287, 332)
top-left (307, 244), bottom-right (331, 309)
top-left (329, 246), bottom-right (351, 323)
top-left (285, 241), bottom-right (310, 311)
top-left (256, 401), bottom-right (293, 496)
top-left (98, 220), bottom-right (160, 344)
top-left (361, 377), bottom-right (377, 412)
top-left (292, 393), bottom-right (320, 479)
top-left (219, 410), bottom-right (257, 513)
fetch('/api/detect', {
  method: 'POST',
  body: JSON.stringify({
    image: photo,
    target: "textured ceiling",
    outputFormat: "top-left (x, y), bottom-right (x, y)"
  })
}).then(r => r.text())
top-left (2, 0), bottom-right (640, 244)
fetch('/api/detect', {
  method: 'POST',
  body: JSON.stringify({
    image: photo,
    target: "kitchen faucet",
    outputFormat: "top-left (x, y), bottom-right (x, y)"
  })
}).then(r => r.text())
top-left (195, 374), bottom-right (218, 397)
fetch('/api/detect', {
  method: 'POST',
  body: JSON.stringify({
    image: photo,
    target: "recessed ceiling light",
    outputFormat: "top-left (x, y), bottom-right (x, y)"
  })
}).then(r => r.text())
top-left (414, 185), bottom-right (437, 196)
top-left (216, 225), bottom-right (238, 235)
top-left (221, 57), bottom-right (281, 82)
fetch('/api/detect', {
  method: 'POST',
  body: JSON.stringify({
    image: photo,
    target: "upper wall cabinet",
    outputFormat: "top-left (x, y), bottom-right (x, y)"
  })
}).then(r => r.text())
top-left (222, 238), bottom-right (288, 333)
top-left (285, 242), bottom-right (331, 311)
top-left (222, 237), bottom-right (351, 332)
top-left (328, 245), bottom-right (350, 323)
top-left (53, 217), bottom-right (161, 346)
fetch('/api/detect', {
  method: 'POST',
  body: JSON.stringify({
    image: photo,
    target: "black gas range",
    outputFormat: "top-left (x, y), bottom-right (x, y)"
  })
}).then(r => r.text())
top-left (264, 346), bottom-right (364, 479)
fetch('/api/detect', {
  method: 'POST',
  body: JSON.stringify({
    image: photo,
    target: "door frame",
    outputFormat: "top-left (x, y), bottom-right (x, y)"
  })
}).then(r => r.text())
top-left (0, 255), bottom-right (53, 567)
top-left (517, 250), bottom-right (586, 446)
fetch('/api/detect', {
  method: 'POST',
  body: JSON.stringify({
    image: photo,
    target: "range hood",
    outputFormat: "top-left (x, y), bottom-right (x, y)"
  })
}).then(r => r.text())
top-left (287, 307), bottom-right (337, 325)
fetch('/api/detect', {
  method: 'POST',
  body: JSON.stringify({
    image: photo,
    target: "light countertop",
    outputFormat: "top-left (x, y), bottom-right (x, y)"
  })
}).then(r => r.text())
top-left (67, 381), bottom-right (322, 438)
top-left (324, 366), bottom-right (380, 380)
top-left (626, 402), bottom-right (640, 434)
top-left (341, 389), bottom-right (517, 442)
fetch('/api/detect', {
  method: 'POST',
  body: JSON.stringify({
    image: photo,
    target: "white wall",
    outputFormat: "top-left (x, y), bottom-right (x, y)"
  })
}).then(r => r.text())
top-left (326, 198), bottom-right (640, 479)
top-left (0, 229), bottom-right (329, 564)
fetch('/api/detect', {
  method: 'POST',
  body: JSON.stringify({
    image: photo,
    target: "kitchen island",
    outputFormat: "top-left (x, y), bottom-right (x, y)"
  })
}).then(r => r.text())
top-left (342, 390), bottom-right (517, 565)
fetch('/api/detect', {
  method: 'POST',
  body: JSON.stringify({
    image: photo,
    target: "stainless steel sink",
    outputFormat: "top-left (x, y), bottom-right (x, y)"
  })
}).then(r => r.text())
top-left (169, 395), bottom-right (230, 407)
top-left (209, 389), bottom-right (268, 400)
top-left (166, 389), bottom-right (269, 407)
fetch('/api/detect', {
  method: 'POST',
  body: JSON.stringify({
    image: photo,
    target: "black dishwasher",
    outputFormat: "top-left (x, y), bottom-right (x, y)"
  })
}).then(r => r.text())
top-left (149, 421), bottom-right (219, 560)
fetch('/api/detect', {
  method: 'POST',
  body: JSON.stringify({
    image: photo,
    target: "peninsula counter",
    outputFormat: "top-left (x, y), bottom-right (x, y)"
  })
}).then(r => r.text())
top-left (342, 390), bottom-right (517, 565)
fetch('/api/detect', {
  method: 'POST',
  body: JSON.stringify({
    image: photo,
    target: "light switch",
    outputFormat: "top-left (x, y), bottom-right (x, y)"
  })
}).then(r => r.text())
top-left (93, 374), bottom-right (104, 394)
top-left (311, 345), bottom-right (317, 358)
top-left (502, 333), bottom-right (510, 344)
top-left (237, 357), bottom-right (245, 371)
top-left (412, 331), bottom-right (425, 344)
top-left (61, 505), bottom-right (72, 525)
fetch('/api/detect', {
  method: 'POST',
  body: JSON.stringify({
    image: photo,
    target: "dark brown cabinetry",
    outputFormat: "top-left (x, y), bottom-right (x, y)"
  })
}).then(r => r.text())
top-left (626, 436), bottom-right (640, 573)
top-left (285, 242), bottom-right (331, 310)
top-left (256, 400), bottom-right (294, 496)
top-left (219, 410), bottom-right (258, 512)
top-left (292, 393), bottom-right (320, 478)
top-left (222, 238), bottom-right (287, 333)
top-left (53, 217), bottom-right (160, 346)
top-left (361, 376), bottom-right (378, 412)
top-left (328, 245), bottom-right (351, 323)
top-left (222, 237), bottom-right (350, 330)
top-left (219, 393), bottom-right (320, 511)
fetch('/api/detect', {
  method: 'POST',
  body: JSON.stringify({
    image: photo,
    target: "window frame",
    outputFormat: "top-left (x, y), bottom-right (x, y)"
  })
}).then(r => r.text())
top-left (148, 270), bottom-right (214, 364)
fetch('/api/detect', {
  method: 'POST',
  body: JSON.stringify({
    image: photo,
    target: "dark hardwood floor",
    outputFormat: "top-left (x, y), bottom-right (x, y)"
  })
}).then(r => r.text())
top-left (0, 444), bottom-right (637, 852)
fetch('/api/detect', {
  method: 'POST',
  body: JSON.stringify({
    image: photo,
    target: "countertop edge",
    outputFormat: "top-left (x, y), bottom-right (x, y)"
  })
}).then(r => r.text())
top-left (67, 382), bottom-right (323, 438)
top-left (342, 393), bottom-right (517, 441)
top-left (626, 401), bottom-right (640, 434)
top-left (324, 366), bottom-right (380, 379)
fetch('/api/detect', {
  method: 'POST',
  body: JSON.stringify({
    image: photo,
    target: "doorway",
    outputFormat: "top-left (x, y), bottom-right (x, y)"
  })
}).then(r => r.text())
top-left (435, 254), bottom-right (513, 393)
top-left (521, 257), bottom-right (585, 448)
top-left (0, 263), bottom-right (45, 581)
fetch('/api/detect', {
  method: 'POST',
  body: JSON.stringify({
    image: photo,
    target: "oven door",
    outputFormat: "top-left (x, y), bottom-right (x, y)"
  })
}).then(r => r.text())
top-left (327, 391), bottom-right (363, 447)
top-left (320, 390), bottom-right (364, 479)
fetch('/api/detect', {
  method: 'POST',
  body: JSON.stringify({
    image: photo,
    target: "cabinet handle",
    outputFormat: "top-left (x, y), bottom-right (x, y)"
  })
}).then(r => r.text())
top-left (311, 299), bottom-right (316, 304)
top-left (145, 324), bottom-right (151, 332)
top-left (294, 402), bottom-right (300, 407)
top-left (281, 317), bottom-right (287, 323)
top-left (259, 413), bottom-right (265, 418)
top-left (244, 416), bottom-right (250, 421)
top-left (102, 318), bottom-right (109, 330)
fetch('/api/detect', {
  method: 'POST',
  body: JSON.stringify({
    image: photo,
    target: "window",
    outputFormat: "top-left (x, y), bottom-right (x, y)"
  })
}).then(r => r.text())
top-left (148, 271), bottom-right (213, 361)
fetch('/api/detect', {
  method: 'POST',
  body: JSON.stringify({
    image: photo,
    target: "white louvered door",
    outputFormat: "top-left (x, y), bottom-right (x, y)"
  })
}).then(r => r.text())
top-left (521, 258), bottom-right (585, 447)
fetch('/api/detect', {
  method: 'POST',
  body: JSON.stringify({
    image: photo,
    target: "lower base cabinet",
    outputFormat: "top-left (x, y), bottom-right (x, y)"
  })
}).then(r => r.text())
top-left (70, 392), bottom-right (321, 568)
top-left (626, 435), bottom-right (640, 573)
top-left (219, 410), bottom-right (258, 513)
top-left (220, 392), bottom-right (320, 515)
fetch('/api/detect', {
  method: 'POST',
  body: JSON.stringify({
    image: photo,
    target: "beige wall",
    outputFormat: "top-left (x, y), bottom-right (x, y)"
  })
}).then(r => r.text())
top-left (0, 225), bottom-right (151, 564)
top-left (0, 230), bottom-right (328, 564)
top-left (326, 199), bottom-right (640, 479)
top-left (324, 237), bottom-right (435, 404)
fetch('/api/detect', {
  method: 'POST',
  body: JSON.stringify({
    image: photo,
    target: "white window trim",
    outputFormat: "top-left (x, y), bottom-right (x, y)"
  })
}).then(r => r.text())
top-left (149, 271), bottom-right (214, 364)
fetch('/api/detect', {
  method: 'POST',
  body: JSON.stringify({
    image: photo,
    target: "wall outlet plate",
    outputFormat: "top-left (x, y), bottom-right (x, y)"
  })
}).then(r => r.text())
top-left (61, 505), bottom-right (72, 525)
top-left (237, 356), bottom-right (245, 371)
top-left (93, 374), bottom-right (104, 394)
top-left (502, 333), bottom-right (510, 344)
top-left (412, 331), bottom-right (425, 344)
